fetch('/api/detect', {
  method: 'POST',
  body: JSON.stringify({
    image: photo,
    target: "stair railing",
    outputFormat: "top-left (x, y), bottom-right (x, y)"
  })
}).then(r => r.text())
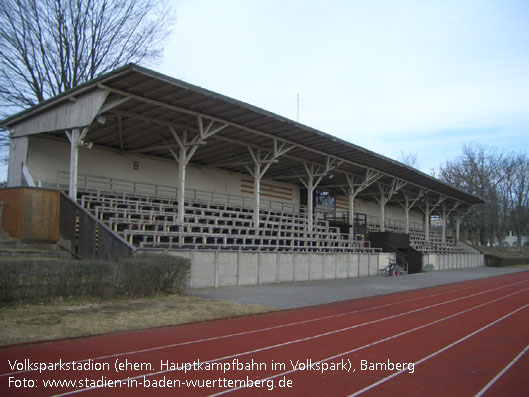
top-left (59, 192), bottom-right (135, 261)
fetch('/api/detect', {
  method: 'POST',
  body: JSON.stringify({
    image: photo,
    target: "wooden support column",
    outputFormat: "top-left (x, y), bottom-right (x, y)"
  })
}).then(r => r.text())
top-left (404, 205), bottom-right (410, 233)
top-left (164, 117), bottom-right (228, 223)
top-left (424, 200), bottom-right (430, 241)
top-left (177, 146), bottom-right (187, 223)
top-left (245, 140), bottom-right (293, 229)
top-left (421, 195), bottom-right (446, 242)
top-left (348, 191), bottom-right (355, 235)
top-left (441, 205), bottom-right (447, 242)
top-left (399, 189), bottom-right (424, 234)
top-left (65, 127), bottom-right (89, 200)
top-left (298, 157), bottom-right (342, 232)
top-left (307, 172), bottom-right (315, 232)
top-left (441, 201), bottom-right (461, 242)
top-left (343, 170), bottom-right (381, 239)
top-left (380, 198), bottom-right (386, 232)
top-left (374, 179), bottom-right (406, 232)
top-left (253, 162), bottom-right (261, 228)
top-left (246, 150), bottom-right (268, 229)
top-left (163, 129), bottom-right (194, 223)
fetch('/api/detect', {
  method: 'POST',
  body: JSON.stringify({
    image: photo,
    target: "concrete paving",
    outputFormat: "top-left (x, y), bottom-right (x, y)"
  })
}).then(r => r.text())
top-left (184, 267), bottom-right (528, 309)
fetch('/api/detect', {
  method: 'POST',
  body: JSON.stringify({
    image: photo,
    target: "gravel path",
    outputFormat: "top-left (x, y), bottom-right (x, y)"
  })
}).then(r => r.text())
top-left (185, 267), bottom-right (528, 309)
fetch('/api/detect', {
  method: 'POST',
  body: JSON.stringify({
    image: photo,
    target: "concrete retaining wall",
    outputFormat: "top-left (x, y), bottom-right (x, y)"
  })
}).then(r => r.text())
top-left (138, 249), bottom-right (486, 288)
top-left (422, 253), bottom-right (485, 271)
top-left (159, 250), bottom-right (395, 288)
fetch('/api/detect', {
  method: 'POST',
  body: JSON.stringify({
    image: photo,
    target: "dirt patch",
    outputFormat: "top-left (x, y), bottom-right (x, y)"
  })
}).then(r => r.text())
top-left (0, 295), bottom-right (276, 346)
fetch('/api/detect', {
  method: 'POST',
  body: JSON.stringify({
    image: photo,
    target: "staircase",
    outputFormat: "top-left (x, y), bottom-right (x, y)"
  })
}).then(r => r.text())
top-left (0, 230), bottom-right (71, 261)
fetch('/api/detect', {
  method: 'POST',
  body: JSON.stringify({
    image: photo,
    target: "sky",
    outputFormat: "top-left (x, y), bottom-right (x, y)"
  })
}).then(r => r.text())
top-left (154, 0), bottom-right (529, 174)
top-left (2, 0), bottom-right (528, 181)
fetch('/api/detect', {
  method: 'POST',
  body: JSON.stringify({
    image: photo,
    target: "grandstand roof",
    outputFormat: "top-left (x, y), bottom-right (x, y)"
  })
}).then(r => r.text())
top-left (1, 63), bottom-right (484, 211)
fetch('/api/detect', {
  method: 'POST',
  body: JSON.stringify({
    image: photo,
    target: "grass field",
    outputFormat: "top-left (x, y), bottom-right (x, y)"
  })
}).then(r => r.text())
top-left (0, 294), bottom-right (275, 346)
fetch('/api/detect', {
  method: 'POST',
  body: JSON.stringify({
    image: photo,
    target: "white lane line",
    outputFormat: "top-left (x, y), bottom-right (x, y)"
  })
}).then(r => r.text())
top-left (210, 287), bottom-right (529, 396)
top-left (2, 276), bottom-right (507, 378)
top-left (348, 304), bottom-right (529, 396)
top-left (55, 285), bottom-right (529, 396)
top-left (475, 343), bottom-right (529, 397)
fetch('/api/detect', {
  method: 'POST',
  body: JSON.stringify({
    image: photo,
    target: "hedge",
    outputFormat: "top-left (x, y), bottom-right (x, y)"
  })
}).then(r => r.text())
top-left (0, 253), bottom-right (190, 303)
top-left (484, 254), bottom-right (529, 267)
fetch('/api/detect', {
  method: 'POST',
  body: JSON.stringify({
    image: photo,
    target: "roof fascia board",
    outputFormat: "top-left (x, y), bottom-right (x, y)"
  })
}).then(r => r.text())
top-left (9, 89), bottom-right (109, 137)
top-left (0, 65), bottom-right (133, 128)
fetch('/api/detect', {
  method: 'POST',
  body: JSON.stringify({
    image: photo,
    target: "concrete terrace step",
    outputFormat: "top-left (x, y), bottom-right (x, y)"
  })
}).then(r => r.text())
top-left (0, 229), bottom-right (11, 238)
top-left (0, 247), bottom-right (71, 259)
top-left (0, 238), bottom-right (25, 248)
top-left (0, 229), bottom-right (72, 260)
top-left (0, 257), bottom-right (74, 265)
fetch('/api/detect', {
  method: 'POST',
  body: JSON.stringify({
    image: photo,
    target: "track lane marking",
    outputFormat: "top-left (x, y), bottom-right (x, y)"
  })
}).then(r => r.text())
top-left (475, 343), bottom-right (529, 397)
top-left (210, 287), bottom-right (529, 396)
top-left (3, 275), bottom-right (515, 378)
top-left (348, 303), bottom-right (529, 396)
top-left (50, 284), bottom-right (529, 395)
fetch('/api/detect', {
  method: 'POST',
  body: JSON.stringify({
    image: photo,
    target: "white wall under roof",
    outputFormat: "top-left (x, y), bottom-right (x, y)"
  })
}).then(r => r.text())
top-left (26, 135), bottom-right (424, 225)
top-left (26, 136), bottom-right (299, 203)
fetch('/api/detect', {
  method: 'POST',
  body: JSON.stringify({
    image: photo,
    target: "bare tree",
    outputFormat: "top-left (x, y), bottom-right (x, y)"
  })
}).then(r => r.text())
top-left (398, 150), bottom-right (420, 169)
top-left (438, 143), bottom-right (529, 247)
top-left (438, 143), bottom-right (504, 245)
top-left (0, 0), bottom-right (175, 115)
top-left (507, 154), bottom-right (529, 247)
top-left (0, 0), bottom-right (175, 180)
top-left (494, 156), bottom-right (516, 246)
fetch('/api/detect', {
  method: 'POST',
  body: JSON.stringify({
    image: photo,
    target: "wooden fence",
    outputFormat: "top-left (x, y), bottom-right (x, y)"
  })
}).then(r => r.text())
top-left (0, 187), bottom-right (134, 261)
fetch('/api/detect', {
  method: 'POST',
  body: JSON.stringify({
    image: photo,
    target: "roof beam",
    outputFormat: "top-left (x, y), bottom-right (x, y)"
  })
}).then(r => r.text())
top-left (111, 109), bottom-right (193, 131)
top-left (98, 97), bottom-right (130, 114)
top-left (97, 83), bottom-right (474, 205)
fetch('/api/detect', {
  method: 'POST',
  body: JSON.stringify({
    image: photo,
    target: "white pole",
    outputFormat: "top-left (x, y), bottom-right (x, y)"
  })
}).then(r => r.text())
top-left (425, 202), bottom-right (430, 242)
top-left (253, 163), bottom-right (261, 229)
top-left (68, 129), bottom-right (80, 200)
top-left (405, 206), bottom-right (410, 234)
top-left (380, 198), bottom-right (386, 232)
top-left (441, 207), bottom-right (447, 242)
top-left (307, 176), bottom-right (314, 232)
top-left (348, 191), bottom-right (355, 239)
top-left (177, 147), bottom-right (186, 223)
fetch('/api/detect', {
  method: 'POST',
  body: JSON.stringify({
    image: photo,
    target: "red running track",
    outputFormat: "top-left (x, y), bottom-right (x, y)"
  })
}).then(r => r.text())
top-left (1, 271), bottom-right (528, 396)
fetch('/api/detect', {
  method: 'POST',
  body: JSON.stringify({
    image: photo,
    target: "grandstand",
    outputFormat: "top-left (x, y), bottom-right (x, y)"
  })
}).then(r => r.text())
top-left (1, 64), bottom-right (485, 287)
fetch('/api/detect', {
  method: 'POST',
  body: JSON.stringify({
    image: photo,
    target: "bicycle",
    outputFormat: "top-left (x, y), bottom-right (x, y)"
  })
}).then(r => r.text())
top-left (384, 259), bottom-right (399, 277)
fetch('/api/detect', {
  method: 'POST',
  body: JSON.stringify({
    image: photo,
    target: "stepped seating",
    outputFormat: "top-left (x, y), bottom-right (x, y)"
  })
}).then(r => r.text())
top-left (62, 172), bottom-right (470, 255)
top-left (408, 229), bottom-right (466, 254)
top-left (78, 191), bottom-right (377, 253)
top-left (77, 189), bottom-right (467, 255)
top-left (362, 214), bottom-right (469, 254)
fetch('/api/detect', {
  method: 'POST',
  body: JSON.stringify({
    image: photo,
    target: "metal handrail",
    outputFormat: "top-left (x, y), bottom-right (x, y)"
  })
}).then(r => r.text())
top-left (56, 171), bottom-right (306, 215)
